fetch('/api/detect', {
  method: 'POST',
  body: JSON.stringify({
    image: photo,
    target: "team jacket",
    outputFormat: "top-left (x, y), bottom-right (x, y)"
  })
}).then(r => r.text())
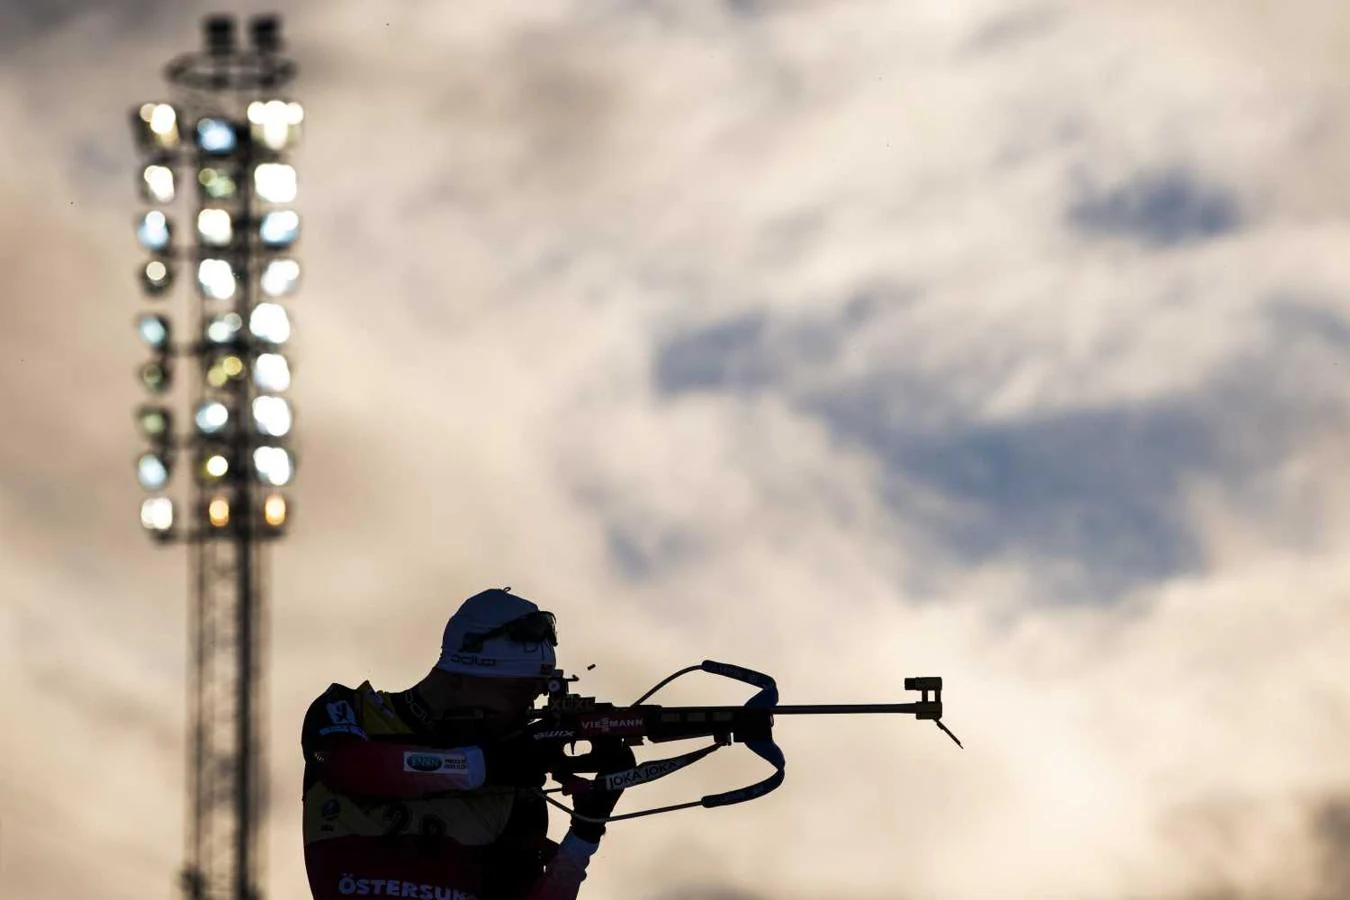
top-left (301, 681), bottom-right (595, 900)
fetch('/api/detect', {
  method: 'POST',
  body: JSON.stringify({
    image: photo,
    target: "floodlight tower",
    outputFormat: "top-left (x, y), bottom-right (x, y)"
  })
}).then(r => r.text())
top-left (130, 14), bottom-right (300, 900)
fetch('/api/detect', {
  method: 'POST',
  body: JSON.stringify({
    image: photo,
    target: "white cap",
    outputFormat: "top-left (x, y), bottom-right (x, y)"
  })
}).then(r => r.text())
top-left (435, 588), bottom-right (556, 679)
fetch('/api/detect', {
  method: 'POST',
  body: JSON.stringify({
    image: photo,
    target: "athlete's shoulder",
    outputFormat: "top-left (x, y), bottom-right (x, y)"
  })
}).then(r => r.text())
top-left (301, 681), bottom-right (374, 747)
top-left (310, 681), bottom-right (357, 704)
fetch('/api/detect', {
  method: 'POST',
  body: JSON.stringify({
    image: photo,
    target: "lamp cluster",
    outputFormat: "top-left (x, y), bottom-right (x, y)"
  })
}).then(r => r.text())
top-left (132, 90), bottom-right (301, 540)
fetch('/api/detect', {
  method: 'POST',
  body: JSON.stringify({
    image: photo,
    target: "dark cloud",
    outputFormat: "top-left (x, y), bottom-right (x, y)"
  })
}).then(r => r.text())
top-left (0, 0), bottom-right (184, 53)
top-left (964, 5), bottom-right (1064, 54)
top-left (606, 523), bottom-right (703, 580)
top-left (654, 312), bottom-right (773, 394)
top-left (1157, 795), bottom-right (1350, 900)
top-left (649, 283), bottom-right (1350, 596)
top-left (722, 0), bottom-right (767, 18)
top-left (877, 402), bottom-right (1211, 585)
top-left (653, 285), bottom-right (915, 397)
top-left (1312, 797), bottom-right (1350, 900)
top-left (651, 298), bottom-right (1216, 593)
top-left (1265, 300), bottom-right (1350, 353)
top-left (1068, 168), bottom-right (1245, 248)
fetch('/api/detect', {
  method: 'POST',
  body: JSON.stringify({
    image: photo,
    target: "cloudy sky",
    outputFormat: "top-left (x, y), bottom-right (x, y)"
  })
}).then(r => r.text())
top-left (3, 1), bottom-right (1350, 898)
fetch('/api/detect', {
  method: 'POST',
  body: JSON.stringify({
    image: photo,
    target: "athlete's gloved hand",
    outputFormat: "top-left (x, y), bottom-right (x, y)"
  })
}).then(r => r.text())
top-left (567, 738), bottom-right (636, 844)
top-left (481, 729), bottom-right (563, 788)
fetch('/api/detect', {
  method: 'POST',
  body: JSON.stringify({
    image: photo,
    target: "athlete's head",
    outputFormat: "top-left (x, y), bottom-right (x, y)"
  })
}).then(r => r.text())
top-left (421, 588), bottom-right (557, 725)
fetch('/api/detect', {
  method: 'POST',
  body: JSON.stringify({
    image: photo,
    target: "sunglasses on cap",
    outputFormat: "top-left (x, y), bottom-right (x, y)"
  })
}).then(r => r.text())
top-left (458, 610), bottom-right (558, 653)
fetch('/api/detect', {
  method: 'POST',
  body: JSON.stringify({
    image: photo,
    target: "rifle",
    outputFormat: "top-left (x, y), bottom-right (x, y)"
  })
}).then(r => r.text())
top-left (519, 659), bottom-right (962, 823)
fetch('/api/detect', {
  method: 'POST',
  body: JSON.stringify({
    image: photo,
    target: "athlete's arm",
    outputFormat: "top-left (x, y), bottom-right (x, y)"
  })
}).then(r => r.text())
top-left (513, 739), bottom-right (632, 898)
top-left (300, 684), bottom-right (487, 798)
top-left (517, 834), bottom-right (600, 900)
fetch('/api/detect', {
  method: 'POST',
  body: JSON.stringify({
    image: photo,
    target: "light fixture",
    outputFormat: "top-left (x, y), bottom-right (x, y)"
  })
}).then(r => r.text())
top-left (247, 99), bottom-right (303, 152)
top-left (197, 166), bottom-right (239, 201)
top-left (253, 163), bottom-right (296, 203)
top-left (141, 164), bottom-right (176, 204)
top-left (140, 496), bottom-right (175, 532)
top-left (136, 313), bottom-right (170, 350)
top-left (199, 450), bottom-right (232, 482)
top-left (208, 496), bottom-right (231, 528)
top-left (139, 360), bottom-right (170, 393)
top-left (135, 32), bottom-right (301, 544)
top-left (136, 405), bottom-right (171, 440)
top-left (197, 258), bottom-right (238, 301)
top-left (205, 354), bottom-right (246, 388)
top-left (141, 259), bottom-right (174, 296)
top-left (252, 353), bottom-right (290, 391)
top-left (259, 258), bottom-right (299, 296)
top-left (262, 493), bottom-right (287, 527)
top-left (194, 400), bottom-right (230, 436)
top-left (258, 209), bottom-right (299, 248)
top-left (195, 117), bottom-right (238, 156)
top-left (253, 445), bottom-right (293, 486)
top-left (197, 209), bottom-right (234, 247)
top-left (249, 303), bottom-right (291, 344)
top-left (131, 103), bottom-right (180, 155)
top-left (137, 211), bottom-right (172, 252)
top-left (204, 312), bottom-right (243, 345)
top-left (252, 395), bottom-right (292, 437)
top-left (137, 452), bottom-right (170, 490)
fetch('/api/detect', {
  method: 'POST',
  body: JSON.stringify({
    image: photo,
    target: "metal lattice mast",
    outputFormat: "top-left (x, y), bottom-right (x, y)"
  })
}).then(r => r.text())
top-left (130, 14), bottom-right (301, 900)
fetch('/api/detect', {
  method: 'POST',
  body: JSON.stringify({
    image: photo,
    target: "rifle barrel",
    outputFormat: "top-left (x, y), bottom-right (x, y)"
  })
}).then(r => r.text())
top-left (641, 703), bottom-right (936, 716)
top-left (763, 703), bottom-right (934, 715)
